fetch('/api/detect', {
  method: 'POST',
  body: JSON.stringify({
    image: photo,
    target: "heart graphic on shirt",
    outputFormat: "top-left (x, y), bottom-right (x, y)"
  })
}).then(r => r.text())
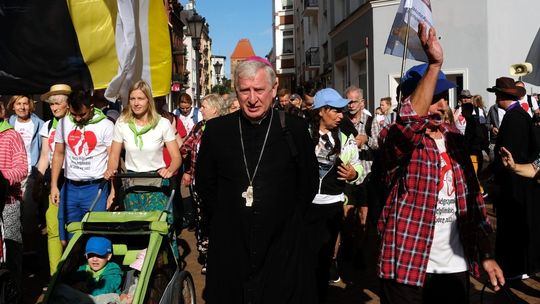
top-left (67, 130), bottom-right (97, 155)
top-left (48, 130), bottom-right (56, 149)
top-left (520, 101), bottom-right (530, 113)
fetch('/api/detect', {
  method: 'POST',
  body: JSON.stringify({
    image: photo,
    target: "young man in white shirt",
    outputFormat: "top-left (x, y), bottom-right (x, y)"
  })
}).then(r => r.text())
top-left (50, 91), bottom-right (114, 244)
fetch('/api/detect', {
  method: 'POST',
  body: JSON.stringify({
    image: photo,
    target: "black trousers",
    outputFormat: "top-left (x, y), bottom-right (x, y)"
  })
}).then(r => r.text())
top-left (306, 202), bottom-right (343, 303)
top-left (381, 271), bottom-right (470, 304)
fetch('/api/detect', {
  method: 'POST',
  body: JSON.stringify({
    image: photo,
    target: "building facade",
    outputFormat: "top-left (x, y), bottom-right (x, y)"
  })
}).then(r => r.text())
top-left (290, 0), bottom-right (540, 111)
top-left (272, 0), bottom-right (296, 92)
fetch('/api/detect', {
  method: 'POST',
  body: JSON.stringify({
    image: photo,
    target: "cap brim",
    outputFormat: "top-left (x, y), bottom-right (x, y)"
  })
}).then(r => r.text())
top-left (85, 250), bottom-right (108, 256)
top-left (434, 79), bottom-right (457, 96)
top-left (486, 87), bottom-right (498, 93)
top-left (41, 90), bottom-right (72, 101)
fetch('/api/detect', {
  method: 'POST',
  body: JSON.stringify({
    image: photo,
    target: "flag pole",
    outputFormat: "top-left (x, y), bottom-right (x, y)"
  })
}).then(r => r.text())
top-left (396, 6), bottom-right (413, 112)
top-left (365, 36), bottom-right (370, 108)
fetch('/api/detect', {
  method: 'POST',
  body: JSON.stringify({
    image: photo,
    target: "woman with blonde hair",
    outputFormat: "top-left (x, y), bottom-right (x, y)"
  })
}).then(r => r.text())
top-left (472, 94), bottom-right (487, 124)
top-left (8, 95), bottom-right (44, 274)
top-left (105, 80), bottom-right (181, 212)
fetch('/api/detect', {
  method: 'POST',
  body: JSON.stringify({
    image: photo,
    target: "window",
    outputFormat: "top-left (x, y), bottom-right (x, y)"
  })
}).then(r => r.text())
top-left (281, 0), bottom-right (293, 9)
top-left (283, 37), bottom-right (293, 54)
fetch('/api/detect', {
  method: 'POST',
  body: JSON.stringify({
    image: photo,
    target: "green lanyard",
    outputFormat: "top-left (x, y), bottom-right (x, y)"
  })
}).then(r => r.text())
top-left (0, 120), bottom-right (13, 133)
top-left (68, 108), bottom-right (107, 126)
top-left (51, 117), bottom-right (59, 129)
top-left (128, 120), bottom-right (157, 150)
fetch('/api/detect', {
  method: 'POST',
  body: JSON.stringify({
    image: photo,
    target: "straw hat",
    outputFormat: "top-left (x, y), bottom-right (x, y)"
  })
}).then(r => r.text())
top-left (40, 84), bottom-right (72, 101)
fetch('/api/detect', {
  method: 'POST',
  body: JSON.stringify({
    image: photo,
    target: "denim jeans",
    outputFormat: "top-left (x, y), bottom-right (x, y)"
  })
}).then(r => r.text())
top-left (58, 182), bottom-right (108, 241)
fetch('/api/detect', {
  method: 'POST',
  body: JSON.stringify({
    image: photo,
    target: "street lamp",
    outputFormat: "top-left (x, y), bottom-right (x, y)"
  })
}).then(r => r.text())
top-left (213, 61), bottom-right (222, 85)
top-left (187, 12), bottom-right (205, 106)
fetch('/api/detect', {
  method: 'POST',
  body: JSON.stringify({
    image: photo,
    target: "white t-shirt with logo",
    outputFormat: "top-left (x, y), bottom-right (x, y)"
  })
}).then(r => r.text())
top-left (454, 107), bottom-right (466, 135)
top-left (14, 119), bottom-right (35, 172)
top-left (426, 137), bottom-right (468, 274)
top-left (113, 117), bottom-right (176, 172)
top-left (54, 115), bottom-right (114, 181)
top-left (39, 120), bottom-right (57, 163)
top-left (519, 96), bottom-right (534, 117)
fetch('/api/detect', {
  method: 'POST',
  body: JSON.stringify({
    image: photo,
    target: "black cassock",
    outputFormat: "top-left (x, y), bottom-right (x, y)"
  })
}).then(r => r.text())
top-left (195, 110), bottom-right (319, 304)
top-left (493, 105), bottom-right (540, 277)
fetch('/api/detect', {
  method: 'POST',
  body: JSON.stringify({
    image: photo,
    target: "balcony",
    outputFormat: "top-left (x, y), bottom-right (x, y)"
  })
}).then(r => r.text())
top-left (306, 47), bottom-right (320, 68)
top-left (303, 0), bottom-right (318, 17)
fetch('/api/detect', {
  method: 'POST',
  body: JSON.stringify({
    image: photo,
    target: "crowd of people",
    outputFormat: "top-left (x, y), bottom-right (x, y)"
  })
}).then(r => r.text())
top-left (0, 22), bottom-right (539, 304)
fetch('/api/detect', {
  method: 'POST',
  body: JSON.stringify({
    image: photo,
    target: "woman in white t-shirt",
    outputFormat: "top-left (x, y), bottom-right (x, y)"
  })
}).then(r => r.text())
top-left (105, 80), bottom-right (181, 212)
top-left (7, 95), bottom-right (44, 264)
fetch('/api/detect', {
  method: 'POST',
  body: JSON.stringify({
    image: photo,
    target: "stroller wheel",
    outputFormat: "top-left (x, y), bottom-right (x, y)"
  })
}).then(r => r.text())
top-left (177, 271), bottom-right (196, 304)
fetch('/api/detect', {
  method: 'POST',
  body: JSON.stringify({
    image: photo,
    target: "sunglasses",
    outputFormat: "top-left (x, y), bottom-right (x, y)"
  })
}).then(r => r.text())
top-left (321, 133), bottom-right (334, 150)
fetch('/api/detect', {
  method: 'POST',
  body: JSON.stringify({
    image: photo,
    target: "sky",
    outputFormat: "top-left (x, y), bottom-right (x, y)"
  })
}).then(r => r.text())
top-left (190, 0), bottom-right (273, 77)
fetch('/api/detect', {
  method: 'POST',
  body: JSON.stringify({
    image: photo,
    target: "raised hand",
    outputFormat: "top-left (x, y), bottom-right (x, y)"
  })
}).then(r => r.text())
top-left (418, 22), bottom-right (443, 67)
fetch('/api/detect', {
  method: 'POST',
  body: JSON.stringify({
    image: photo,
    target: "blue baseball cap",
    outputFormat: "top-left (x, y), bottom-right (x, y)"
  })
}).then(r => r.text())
top-left (85, 236), bottom-right (112, 256)
top-left (399, 64), bottom-right (456, 99)
top-left (313, 88), bottom-right (350, 110)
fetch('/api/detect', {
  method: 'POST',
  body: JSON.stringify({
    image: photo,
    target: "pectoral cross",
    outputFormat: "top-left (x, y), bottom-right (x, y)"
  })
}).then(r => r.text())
top-left (242, 185), bottom-right (254, 207)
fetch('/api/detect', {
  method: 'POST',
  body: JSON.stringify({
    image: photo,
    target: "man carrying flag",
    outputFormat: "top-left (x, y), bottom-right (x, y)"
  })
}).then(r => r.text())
top-left (377, 23), bottom-right (505, 303)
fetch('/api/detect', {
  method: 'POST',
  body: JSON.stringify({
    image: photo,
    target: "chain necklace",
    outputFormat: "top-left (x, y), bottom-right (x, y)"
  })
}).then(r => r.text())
top-left (238, 110), bottom-right (273, 207)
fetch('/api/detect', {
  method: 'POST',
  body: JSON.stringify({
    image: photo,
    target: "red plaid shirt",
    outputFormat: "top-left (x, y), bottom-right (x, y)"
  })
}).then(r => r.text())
top-left (377, 98), bottom-right (492, 286)
top-left (180, 120), bottom-right (205, 176)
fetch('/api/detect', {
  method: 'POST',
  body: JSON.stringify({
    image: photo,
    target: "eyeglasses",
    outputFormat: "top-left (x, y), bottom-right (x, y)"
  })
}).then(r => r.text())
top-left (321, 133), bottom-right (333, 150)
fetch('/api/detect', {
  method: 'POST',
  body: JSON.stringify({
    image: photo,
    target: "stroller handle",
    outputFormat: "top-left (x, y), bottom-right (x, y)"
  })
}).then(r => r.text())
top-left (112, 172), bottom-right (161, 179)
top-left (88, 179), bottom-right (109, 212)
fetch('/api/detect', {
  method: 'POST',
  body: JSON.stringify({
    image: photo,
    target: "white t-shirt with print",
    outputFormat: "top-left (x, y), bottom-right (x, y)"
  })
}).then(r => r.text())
top-left (113, 117), bottom-right (176, 172)
top-left (54, 115), bottom-right (114, 180)
top-left (39, 120), bottom-right (57, 163)
top-left (14, 119), bottom-right (34, 172)
top-left (454, 107), bottom-right (466, 135)
top-left (426, 137), bottom-right (468, 274)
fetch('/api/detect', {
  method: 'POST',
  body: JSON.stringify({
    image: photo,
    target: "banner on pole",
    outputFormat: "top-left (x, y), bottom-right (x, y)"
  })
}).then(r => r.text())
top-left (523, 27), bottom-right (540, 86)
top-left (384, 0), bottom-right (434, 62)
top-left (0, 0), bottom-right (172, 103)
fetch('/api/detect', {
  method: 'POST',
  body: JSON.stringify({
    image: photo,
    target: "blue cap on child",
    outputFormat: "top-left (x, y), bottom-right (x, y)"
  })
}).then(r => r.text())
top-left (85, 236), bottom-right (112, 256)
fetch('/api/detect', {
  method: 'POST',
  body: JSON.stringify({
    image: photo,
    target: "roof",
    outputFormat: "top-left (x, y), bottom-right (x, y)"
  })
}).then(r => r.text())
top-left (231, 38), bottom-right (256, 59)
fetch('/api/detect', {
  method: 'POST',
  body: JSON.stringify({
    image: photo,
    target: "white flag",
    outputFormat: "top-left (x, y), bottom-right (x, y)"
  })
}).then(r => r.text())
top-left (384, 0), bottom-right (435, 62)
top-left (523, 27), bottom-right (540, 86)
top-left (104, 0), bottom-right (172, 104)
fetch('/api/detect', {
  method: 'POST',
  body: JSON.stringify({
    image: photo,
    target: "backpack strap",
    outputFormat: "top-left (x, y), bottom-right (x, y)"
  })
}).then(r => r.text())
top-left (527, 95), bottom-right (534, 111)
top-left (365, 115), bottom-right (374, 138)
top-left (279, 111), bottom-right (298, 159)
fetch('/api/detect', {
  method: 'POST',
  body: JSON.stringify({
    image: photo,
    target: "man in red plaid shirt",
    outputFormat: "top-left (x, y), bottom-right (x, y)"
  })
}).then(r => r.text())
top-left (377, 23), bottom-right (504, 303)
